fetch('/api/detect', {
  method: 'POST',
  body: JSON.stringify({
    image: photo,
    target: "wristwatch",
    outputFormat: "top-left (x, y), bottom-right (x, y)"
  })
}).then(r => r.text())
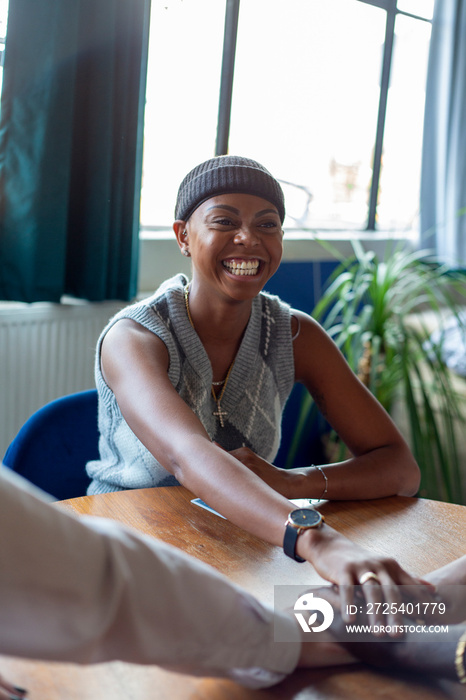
top-left (283, 508), bottom-right (324, 562)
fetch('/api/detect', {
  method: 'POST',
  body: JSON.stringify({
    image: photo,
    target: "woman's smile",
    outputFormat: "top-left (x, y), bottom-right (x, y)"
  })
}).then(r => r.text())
top-left (222, 257), bottom-right (261, 277)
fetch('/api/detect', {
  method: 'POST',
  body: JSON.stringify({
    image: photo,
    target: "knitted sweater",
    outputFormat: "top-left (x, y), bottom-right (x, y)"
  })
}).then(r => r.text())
top-left (86, 274), bottom-right (295, 494)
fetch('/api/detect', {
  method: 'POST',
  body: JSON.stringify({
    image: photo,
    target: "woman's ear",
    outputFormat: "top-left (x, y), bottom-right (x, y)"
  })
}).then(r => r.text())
top-left (173, 220), bottom-right (190, 257)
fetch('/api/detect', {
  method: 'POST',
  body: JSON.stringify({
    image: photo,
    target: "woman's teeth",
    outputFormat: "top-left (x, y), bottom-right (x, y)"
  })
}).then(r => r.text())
top-left (223, 260), bottom-right (260, 276)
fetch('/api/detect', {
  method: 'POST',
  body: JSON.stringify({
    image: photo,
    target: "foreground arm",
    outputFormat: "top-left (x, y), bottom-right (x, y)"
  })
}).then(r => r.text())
top-left (0, 467), bottom-right (303, 687)
top-left (231, 310), bottom-right (420, 500)
top-left (4, 462), bottom-right (462, 692)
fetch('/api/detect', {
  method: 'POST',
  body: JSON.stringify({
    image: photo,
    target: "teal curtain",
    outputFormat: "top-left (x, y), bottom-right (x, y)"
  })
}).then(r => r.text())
top-left (0, 0), bottom-right (151, 302)
top-left (420, 0), bottom-right (466, 266)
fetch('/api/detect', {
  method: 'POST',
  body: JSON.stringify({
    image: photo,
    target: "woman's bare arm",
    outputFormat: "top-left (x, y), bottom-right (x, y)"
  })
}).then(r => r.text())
top-left (230, 310), bottom-right (420, 500)
top-left (99, 318), bottom-right (429, 614)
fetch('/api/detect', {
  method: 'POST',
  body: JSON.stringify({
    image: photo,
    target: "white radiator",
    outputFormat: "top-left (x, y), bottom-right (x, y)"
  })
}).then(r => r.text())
top-left (0, 299), bottom-right (125, 459)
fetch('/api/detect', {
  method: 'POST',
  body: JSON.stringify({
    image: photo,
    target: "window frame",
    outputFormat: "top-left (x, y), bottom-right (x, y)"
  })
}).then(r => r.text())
top-left (215, 0), bottom-right (432, 232)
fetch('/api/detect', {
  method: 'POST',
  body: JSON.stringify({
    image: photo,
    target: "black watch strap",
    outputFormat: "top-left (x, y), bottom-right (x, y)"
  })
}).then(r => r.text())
top-left (283, 523), bottom-right (306, 562)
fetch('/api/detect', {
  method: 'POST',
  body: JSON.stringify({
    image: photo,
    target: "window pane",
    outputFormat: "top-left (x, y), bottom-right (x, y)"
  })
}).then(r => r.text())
top-left (140, 0), bottom-right (226, 229)
top-left (0, 0), bottom-right (9, 97)
top-left (228, 0), bottom-right (386, 230)
top-left (397, 0), bottom-right (434, 20)
top-left (376, 14), bottom-right (431, 231)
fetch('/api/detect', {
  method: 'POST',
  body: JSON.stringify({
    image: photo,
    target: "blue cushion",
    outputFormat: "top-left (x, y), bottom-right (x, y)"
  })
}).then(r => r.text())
top-left (3, 390), bottom-right (98, 500)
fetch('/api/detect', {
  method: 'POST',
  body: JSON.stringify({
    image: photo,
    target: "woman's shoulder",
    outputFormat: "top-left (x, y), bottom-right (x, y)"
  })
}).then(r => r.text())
top-left (258, 289), bottom-right (292, 321)
top-left (97, 278), bottom-right (187, 396)
top-left (290, 307), bottom-right (330, 343)
top-left (147, 273), bottom-right (188, 302)
top-left (258, 292), bottom-right (325, 338)
top-left (96, 274), bottom-right (188, 376)
top-left (135, 273), bottom-right (188, 312)
top-left (104, 274), bottom-right (188, 331)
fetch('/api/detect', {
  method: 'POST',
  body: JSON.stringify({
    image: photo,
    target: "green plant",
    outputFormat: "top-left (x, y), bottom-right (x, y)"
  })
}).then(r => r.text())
top-left (289, 240), bottom-right (466, 503)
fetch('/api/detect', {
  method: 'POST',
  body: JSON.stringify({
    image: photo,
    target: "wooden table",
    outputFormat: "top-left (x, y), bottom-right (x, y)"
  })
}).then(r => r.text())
top-left (1, 487), bottom-right (466, 699)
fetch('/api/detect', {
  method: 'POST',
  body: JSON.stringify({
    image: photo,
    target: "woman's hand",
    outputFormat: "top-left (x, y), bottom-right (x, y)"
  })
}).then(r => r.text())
top-left (298, 526), bottom-right (435, 631)
top-left (0, 674), bottom-right (27, 699)
top-left (300, 586), bottom-right (464, 684)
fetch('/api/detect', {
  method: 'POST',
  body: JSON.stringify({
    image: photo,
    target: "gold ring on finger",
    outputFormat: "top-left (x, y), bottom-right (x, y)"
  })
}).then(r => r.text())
top-left (359, 571), bottom-right (381, 585)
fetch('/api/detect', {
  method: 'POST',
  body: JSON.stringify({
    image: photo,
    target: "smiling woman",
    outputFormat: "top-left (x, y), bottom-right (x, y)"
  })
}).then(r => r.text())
top-left (85, 154), bottom-right (426, 617)
top-left (174, 194), bottom-right (284, 300)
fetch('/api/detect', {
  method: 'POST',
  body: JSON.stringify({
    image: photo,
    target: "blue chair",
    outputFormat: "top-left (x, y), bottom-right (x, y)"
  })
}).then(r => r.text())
top-left (3, 390), bottom-right (98, 500)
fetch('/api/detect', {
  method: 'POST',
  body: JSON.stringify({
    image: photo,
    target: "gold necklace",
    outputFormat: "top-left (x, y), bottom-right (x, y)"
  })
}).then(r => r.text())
top-left (184, 284), bottom-right (235, 428)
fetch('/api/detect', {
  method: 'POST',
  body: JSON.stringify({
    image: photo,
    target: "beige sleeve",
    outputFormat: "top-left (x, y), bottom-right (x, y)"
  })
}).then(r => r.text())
top-left (0, 467), bottom-right (301, 688)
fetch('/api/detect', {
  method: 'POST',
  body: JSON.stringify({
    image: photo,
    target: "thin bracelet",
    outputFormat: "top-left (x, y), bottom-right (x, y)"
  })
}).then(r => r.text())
top-left (312, 464), bottom-right (328, 502)
top-left (455, 630), bottom-right (466, 684)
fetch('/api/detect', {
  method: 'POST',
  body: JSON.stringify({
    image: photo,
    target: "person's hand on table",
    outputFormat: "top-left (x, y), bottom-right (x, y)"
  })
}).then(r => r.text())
top-left (298, 525), bottom-right (436, 633)
top-left (0, 674), bottom-right (27, 700)
top-left (423, 556), bottom-right (466, 624)
top-left (214, 448), bottom-right (435, 631)
top-left (309, 585), bottom-right (466, 685)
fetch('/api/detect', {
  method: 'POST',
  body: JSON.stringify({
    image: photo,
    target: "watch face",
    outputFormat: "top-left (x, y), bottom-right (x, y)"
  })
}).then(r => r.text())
top-left (290, 508), bottom-right (321, 528)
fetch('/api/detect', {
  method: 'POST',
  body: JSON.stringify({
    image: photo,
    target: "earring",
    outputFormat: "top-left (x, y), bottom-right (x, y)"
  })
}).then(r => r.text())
top-left (182, 248), bottom-right (191, 257)
top-left (182, 230), bottom-right (188, 238)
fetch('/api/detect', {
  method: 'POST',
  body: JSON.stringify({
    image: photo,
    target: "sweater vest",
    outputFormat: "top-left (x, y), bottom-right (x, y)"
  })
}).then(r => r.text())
top-left (86, 274), bottom-right (295, 494)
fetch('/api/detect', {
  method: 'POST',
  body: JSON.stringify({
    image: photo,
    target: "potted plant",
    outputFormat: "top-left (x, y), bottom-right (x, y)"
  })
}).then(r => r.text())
top-left (288, 240), bottom-right (466, 504)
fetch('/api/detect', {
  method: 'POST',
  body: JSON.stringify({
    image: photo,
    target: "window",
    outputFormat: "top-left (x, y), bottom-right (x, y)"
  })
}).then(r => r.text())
top-left (0, 0), bottom-right (434, 235)
top-left (140, 0), bottom-right (434, 235)
top-left (140, 0), bottom-right (227, 231)
top-left (0, 0), bottom-right (8, 97)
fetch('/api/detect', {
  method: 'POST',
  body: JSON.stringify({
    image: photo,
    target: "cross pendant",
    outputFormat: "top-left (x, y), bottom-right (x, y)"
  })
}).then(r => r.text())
top-left (213, 402), bottom-right (228, 428)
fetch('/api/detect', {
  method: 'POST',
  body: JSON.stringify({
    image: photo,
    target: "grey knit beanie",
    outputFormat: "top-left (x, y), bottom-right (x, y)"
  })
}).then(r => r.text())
top-left (175, 155), bottom-right (285, 223)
